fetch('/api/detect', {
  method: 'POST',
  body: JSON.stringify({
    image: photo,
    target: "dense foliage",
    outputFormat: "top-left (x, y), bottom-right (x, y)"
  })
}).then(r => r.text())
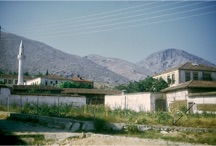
top-left (115, 77), bottom-right (168, 93)
top-left (58, 81), bottom-right (93, 89)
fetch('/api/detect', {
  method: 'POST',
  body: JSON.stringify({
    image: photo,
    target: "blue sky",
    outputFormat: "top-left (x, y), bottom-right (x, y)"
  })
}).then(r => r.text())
top-left (1, 1), bottom-right (216, 64)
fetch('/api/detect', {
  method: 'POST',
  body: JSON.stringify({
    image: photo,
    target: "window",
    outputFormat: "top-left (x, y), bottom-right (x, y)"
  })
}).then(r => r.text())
top-left (56, 80), bottom-right (58, 84)
top-left (4, 79), bottom-right (7, 84)
top-left (203, 72), bottom-right (212, 81)
top-left (15, 80), bottom-right (18, 84)
top-left (45, 81), bottom-right (48, 86)
top-left (167, 75), bottom-right (171, 84)
top-left (172, 74), bottom-right (175, 84)
top-left (185, 72), bottom-right (190, 82)
top-left (50, 81), bottom-right (53, 84)
top-left (193, 72), bottom-right (198, 80)
top-left (8, 79), bottom-right (12, 84)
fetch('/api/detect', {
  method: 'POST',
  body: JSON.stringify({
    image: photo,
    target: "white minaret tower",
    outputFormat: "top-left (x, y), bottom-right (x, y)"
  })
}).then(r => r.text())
top-left (17, 40), bottom-right (25, 85)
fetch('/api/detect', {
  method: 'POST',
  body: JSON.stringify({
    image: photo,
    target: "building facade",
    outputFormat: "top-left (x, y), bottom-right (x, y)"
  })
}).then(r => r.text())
top-left (153, 62), bottom-right (216, 87)
top-left (26, 75), bottom-right (93, 87)
top-left (161, 80), bottom-right (216, 113)
top-left (0, 74), bottom-right (33, 86)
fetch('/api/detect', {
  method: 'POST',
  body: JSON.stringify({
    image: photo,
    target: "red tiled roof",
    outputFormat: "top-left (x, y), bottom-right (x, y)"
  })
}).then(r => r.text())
top-left (71, 77), bottom-right (93, 83)
top-left (41, 74), bottom-right (69, 80)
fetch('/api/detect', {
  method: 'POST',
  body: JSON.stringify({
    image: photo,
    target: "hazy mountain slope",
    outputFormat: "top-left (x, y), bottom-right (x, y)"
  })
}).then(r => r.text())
top-left (0, 32), bottom-right (129, 84)
top-left (136, 48), bottom-right (216, 74)
top-left (84, 54), bottom-right (153, 81)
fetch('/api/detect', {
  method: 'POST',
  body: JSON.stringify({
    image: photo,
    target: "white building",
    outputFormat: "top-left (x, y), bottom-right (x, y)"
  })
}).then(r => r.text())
top-left (26, 74), bottom-right (93, 87)
top-left (105, 92), bottom-right (165, 112)
top-left (0, 75), bottom-right (33, 86)
top-left (26, 74), bottom-right (70, 86)
top-left (161, 80), bottom-right (216, 113)
top-left (153, 62), bottom-right (216, 87)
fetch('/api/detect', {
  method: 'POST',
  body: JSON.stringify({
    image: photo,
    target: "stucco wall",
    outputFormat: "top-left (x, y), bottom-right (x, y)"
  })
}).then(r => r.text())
top-left (105, 93), bottom-right (163, 112)
top-left (0, 87), bottom-right (86, 107)
top-left (26, 78), bottom-right (41, 85)
top-left (165, 89), bottom-right (188, 111)
top-left (188, 95), bottom-right (216, 114)
top-left (164, 89), bottom-right (216, 113)
top-left (0, 88), bottom-right (10, 97)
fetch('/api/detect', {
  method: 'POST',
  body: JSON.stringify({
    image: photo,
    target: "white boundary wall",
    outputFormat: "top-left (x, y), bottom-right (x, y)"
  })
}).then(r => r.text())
top-left (105, 92), bottom-right (163, 112)
top-left (188, 95), bottom-right (216, 114)
top-left (164, 89), bottom-right (216, 113)
top-left (0, 87), bottom-right (86, 107)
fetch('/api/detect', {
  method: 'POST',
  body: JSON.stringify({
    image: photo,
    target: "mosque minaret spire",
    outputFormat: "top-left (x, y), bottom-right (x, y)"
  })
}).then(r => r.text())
top-left (17, 40), bottom-right (25, 85)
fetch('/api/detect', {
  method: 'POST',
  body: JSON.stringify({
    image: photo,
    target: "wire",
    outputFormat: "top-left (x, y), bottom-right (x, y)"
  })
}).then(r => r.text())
top-left (42, 10), bottom-right (216, 38)
top-left (27, 3), bottom-right (216, 37)
top-left (20, 1), bottom-right (159, 30)
top-left (21, 1), bottom-right (187, 33)
top-left (3, 1), bottom-right (216, 39)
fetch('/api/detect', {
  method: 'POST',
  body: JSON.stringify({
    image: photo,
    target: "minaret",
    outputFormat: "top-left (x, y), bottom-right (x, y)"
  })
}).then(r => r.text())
top-left (17, 40), bottom-right (25, 85)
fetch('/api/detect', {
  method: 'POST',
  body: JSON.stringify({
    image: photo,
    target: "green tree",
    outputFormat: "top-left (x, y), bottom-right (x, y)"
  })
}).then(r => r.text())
top-left (24, 71), bottom-right (30, 76)
top-left (45, 70), bottom-right (49, 76)
top-left (115, 77), bottom-right (168, 93)
top-left (36, 72), bottom-right (43, 77)
top-left (58, 81), bottom-right (93, 89)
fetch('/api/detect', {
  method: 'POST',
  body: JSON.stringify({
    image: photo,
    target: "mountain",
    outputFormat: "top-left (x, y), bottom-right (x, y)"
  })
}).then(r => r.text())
top-left (84, 54), bottom-right (153, 81)
top-left (1, 32), bottom-right (215, 85)
top-left (0, 32), bottom-right (130, 85)
top-left (136, 48), bottom-right (216, 74)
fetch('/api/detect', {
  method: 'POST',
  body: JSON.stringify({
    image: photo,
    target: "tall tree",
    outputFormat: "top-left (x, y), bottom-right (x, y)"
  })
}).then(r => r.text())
top-left (45, 70), bottom-right (49, 76)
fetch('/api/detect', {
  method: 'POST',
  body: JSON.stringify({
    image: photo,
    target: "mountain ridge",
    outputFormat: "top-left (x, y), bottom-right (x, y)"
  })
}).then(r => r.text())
top-left (1, 32), bottom-right (215, 85)
top-left (84, 54), bottom-right (153, 81)
top-left (0, 32), bottom-right (130, 85)
top-left (136, 48), bottom-right (216, 74)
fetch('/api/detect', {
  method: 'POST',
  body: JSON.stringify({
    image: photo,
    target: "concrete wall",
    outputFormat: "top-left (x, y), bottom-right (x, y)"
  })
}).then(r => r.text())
top-left (26, 77), bottom-right (41, 85)
top-left (165, 89), bottom-right (216, 113)
top-left (165, 89), bottom-right (188, 112)
top-left (105, 93), bottom-right (163, 112)
top-left (0, 87), bottom-right (10, 97)
top-left (0, 87), bottom-right (86, 107)
top-left (188, 95), bottom-right (216, 114)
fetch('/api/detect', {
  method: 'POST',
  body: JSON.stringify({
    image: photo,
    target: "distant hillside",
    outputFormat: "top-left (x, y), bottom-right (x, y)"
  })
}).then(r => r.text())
top-left (0, 32), bottom-right (129, 85)
top-left (84, 54), bottom-right (153, 81)
top-left (136, 48), bottom-right (216, 74)
top-left (1, 32), bottom-right (215, 85)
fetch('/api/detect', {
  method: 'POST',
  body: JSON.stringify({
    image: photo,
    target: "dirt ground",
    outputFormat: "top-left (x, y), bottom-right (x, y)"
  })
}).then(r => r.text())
top-left (0, 112), bottom-right (208, 145)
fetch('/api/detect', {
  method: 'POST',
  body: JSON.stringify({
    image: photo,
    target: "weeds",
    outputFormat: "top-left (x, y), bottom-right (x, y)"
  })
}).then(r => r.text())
top-left (1, 103), bottom-right (216, 128)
